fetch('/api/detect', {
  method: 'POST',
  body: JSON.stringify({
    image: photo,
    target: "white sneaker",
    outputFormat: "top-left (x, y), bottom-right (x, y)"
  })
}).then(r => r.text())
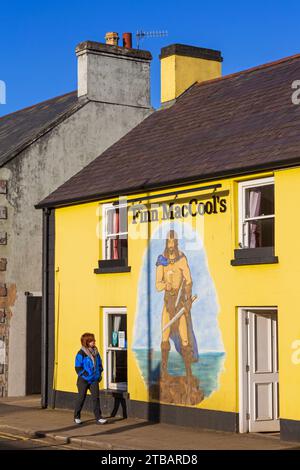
top-left (74, 418), bottom-right (82, 424)
top-left (97, 418), bottom-right (107, 425)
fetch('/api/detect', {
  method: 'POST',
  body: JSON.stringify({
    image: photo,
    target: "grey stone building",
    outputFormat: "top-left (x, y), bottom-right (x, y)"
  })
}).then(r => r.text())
top-left (0, 37), bottom-right (152, 397)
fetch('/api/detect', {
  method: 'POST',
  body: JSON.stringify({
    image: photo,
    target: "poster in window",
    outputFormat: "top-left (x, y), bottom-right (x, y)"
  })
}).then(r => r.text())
top-left (112, 331), bottom-right (118, 347)
top-left (118, 331), bottom-right (125, 348)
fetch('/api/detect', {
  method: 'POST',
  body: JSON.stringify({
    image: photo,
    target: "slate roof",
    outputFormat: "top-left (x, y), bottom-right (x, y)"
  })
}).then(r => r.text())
top-left (0, 91), bottom-right (87, 167)
top-left (37, 53), bottom-right (300, 209)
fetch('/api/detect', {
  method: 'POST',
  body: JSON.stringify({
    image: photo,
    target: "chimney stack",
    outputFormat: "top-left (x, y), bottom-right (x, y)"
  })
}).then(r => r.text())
top-left (160, 44), bottom-right (223, 105)
top-left (76, 38), bottom-right (152, 107)
top-left (105, 32), bottom-right (119, 46)
top-left (122, 33), bottom-right (132, 49)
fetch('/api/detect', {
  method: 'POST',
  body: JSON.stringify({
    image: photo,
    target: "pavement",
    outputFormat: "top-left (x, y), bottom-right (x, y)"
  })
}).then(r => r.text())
top-left (0, 396), bottom-right (299, 450)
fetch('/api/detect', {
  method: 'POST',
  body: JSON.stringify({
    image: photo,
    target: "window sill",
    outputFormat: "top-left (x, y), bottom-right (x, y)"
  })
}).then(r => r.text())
top-left (94, 259), bottom-right (131, 274)
top-left (231, 247), bottom-right (278, 266)
top-left (94, 266), bottom-right (131, 274)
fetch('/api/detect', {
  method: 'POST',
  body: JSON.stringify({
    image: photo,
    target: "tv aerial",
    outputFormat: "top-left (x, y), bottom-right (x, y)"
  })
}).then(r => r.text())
top-left (136, 30), bottom-right (168, 49)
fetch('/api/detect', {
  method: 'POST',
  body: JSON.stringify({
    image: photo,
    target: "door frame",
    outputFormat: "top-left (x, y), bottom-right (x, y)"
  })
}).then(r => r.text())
top-left (102, 307), bottom-right (127, 390)
top-left (238, 306), bottom-right (278, 433)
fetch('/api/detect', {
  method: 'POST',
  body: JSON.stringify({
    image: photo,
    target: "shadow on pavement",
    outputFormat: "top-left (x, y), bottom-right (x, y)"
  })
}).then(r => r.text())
top-left (0, 402), bottom-right (43, 417)
top-left (79, 419), bottom-right (156, 438)
top-left (33, 417), bottom-right (156, 442)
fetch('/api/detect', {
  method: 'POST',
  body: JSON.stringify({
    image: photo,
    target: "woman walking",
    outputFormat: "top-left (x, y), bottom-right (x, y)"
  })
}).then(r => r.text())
top-left (74, 332), bottom-right (107, 425)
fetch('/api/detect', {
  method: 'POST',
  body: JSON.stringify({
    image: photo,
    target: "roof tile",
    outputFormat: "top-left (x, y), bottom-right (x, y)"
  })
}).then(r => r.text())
top-left (37, 54), bottom-right (300, 208)
top-left (0, 91), bottom-right (85, 166)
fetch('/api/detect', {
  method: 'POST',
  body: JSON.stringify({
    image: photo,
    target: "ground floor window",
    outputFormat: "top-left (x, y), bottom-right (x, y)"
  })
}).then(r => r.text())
top-left (103, 308), bottom-right (127, 391)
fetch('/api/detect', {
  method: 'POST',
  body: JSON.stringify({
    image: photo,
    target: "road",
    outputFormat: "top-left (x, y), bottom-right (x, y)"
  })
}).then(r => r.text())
top-left (0, 430), bottom-right (83, 450)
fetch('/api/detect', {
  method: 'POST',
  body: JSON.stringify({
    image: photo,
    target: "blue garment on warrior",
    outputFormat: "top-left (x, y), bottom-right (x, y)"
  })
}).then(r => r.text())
top-left (75, 349), bottom-right (103, 384)
top-left (156, 254), bottom-right (169, 267)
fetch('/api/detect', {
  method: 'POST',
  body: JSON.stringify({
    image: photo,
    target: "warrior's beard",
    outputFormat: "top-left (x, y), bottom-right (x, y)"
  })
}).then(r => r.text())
top-left (165, 246), bottom-right (179, 258)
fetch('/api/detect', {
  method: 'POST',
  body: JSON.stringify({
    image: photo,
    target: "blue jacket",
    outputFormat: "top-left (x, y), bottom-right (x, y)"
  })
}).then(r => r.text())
top-left (75, 349), bottom-right (103, 384)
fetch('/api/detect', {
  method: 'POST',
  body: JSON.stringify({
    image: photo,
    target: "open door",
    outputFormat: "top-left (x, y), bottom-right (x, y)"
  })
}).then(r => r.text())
top-left (239, 308), bottom-right (279, 433)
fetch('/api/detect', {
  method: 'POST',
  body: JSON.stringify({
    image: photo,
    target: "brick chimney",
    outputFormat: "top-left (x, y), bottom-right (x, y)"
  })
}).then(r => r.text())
top-left (76, 36), bottom-right (152, 108)
top-left (160, 44), bottom-right (223, 105)
top-left (122, 33), bottom-right (132, 49)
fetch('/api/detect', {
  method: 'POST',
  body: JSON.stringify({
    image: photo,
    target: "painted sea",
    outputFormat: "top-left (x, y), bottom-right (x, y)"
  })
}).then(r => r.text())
top-left (133, 349), bottom-right (225, 398)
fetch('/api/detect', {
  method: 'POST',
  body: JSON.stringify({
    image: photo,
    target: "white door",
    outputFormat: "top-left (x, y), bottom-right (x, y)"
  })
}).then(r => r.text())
top-left (247, 310), bottom-right (279, 432)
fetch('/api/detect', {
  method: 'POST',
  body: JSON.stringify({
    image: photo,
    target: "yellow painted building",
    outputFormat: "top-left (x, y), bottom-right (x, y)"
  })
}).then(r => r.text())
top-left (37, 43), bottom-right (300, 442)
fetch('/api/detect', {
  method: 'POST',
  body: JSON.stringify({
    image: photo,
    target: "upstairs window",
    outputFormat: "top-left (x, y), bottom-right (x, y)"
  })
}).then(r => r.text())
top-left (239, 177), bottom-right (275, 249)
top-left (102, 204), bottom-right (128, 263)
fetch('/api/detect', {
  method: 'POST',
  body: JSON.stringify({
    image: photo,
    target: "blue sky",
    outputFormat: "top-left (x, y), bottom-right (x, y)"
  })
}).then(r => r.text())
top-left (1, 0), bottom-right (300, 116)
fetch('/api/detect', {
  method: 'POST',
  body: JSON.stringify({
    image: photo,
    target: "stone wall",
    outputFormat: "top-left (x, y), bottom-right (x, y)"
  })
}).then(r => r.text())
top-left (0, 179), bottom-right (17, 396)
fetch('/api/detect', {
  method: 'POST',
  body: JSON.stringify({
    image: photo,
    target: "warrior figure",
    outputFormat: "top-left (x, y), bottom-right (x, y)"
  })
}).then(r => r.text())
top-left (156, 230), bottom-right (198, 379)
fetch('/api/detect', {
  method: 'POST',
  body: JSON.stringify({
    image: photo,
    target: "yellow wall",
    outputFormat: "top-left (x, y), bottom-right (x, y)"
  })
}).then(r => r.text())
top-left (161, 54), bottom-right (222, 103)
top-left (54, 168), bottom-right (300, 421)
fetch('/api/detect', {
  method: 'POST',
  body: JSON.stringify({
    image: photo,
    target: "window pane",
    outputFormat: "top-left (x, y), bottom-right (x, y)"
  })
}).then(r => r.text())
top-left (106, 207), bottom-right (128, 235)
top-left (119, 206), bottom-right (128, 234)
top-left (246, 218), bottom-right (274, 248)
top-left (106, 208), bottom-right (115, 235)
top-left (120, 237), bottom-right (128, 262)
top-left (111, 350), bottom-right (127, 384)
top-left (105, 238), bottom-right (113, 260)
top-left (106, 236), bottom-right (128, 261)
top-left (108, 314), bottom-right (127, 348)
top-left (245, 184), bottom-right (274, 219)
top-left (112, 236), bottom-right (119, 260)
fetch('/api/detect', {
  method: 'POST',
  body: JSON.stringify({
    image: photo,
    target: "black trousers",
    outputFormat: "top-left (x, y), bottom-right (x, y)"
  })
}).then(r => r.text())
top-left (74, 377), bottom-right (102, 420)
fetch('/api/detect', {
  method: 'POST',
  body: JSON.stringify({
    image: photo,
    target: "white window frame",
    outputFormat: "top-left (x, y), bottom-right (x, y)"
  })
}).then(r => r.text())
top-left (103, 307), bottom-right (127, 391)
top-left (238, 176), bottom-right (275, 249)
top-left (102, 203), bottom-right (128, 261)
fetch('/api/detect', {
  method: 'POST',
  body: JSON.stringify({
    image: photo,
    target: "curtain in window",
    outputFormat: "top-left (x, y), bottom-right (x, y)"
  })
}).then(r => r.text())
top-left (113, 211), bottom-right (120, 259)
top-left (113, 315), bottom-right (122, 332)
top-left (249, 189), bottom-right (261, 248)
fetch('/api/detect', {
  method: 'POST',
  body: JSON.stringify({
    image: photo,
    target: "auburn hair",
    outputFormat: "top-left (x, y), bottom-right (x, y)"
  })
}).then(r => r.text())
top-left (81, 333), bottom-right (95, 347)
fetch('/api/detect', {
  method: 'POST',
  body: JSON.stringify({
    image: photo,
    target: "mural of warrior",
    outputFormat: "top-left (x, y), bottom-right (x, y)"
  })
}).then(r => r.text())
top-left (156, 230), bottom-right (199, 380)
